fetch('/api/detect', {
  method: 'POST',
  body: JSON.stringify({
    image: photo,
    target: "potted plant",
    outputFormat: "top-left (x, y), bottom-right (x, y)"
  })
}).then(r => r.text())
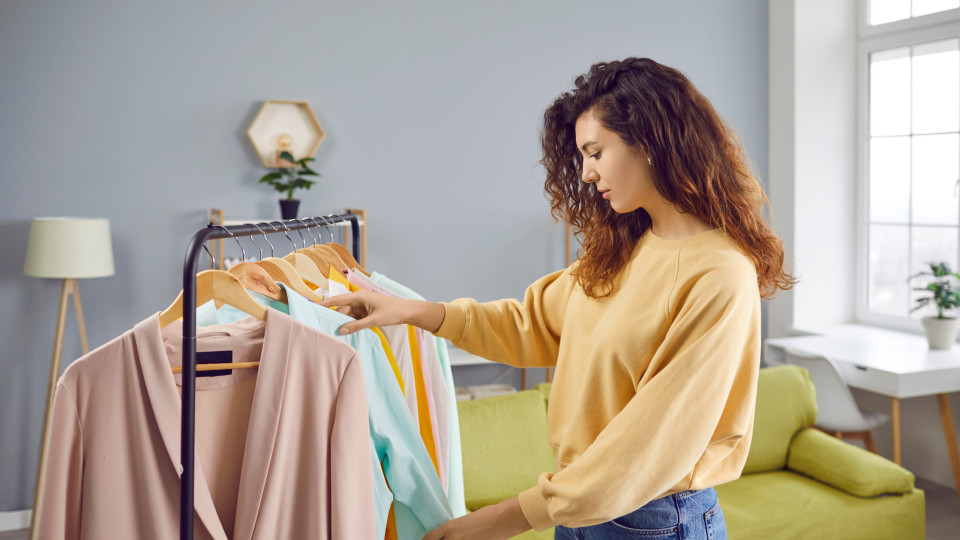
top-left (258, 151), bottom-right (319, 219)
top-left (909, 261), bottom-right (960, 350)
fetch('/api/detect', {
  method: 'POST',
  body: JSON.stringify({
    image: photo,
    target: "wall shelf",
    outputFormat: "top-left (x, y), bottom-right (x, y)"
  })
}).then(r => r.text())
top-left (246, 100), bottom-right (325, 168)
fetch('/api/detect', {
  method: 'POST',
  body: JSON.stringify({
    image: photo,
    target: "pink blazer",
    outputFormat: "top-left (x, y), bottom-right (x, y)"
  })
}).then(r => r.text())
top-left (34, 310), bottom-right (375, 539)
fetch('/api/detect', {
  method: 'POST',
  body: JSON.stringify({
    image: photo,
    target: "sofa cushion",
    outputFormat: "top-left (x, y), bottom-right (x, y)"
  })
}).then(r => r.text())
top-left (457, 389), bottom-right (555, 511)
top-left (715, 470), bottom-right (925, 540)
top-left (742, 365), bottom-right (818, 474)
top-left (532, 382), bottom-right (551, 405)
top-left (787, 428), bottom-right (916, 497)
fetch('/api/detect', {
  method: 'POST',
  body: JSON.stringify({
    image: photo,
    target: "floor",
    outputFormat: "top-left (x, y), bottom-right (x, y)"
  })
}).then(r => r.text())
top-left (916, 476), bottom-right (960, 539)
top-left (2, 480), bottom-right (956, 539)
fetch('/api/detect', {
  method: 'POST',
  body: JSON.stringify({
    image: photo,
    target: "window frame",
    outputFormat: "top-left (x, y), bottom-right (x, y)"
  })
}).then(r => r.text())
top-left (856, 2), bottom-right (960, 331)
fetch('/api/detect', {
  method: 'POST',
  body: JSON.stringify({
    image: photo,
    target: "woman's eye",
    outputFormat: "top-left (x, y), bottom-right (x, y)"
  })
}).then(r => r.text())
top-left (589, 152), bottom-right (600, 159)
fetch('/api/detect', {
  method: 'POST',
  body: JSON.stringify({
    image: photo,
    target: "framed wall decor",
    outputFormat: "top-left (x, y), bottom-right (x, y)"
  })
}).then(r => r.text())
top-left (246, 100), bottom-right (325, 167)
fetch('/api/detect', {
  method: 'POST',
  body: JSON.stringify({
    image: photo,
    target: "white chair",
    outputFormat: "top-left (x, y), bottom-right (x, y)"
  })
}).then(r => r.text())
top-left (783, 348), bottom-right (891, 453)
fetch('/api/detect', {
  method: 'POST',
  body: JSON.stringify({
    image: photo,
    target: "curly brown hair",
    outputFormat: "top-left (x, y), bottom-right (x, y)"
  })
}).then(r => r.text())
top-left (541, 57), bottom-right (795, 299)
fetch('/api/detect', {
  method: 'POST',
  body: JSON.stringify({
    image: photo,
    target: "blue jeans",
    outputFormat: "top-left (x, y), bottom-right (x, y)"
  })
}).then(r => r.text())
top-left (553, 488), bottom-right (726, 539)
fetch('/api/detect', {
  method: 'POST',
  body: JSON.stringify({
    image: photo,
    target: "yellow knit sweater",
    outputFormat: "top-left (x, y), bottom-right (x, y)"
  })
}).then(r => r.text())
top-left (434, 228), bottom-right (761, 531)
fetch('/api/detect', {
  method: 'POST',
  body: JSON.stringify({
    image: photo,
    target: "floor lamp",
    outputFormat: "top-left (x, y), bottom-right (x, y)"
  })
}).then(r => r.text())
top-left (23, 217), bottom-right (114, 536)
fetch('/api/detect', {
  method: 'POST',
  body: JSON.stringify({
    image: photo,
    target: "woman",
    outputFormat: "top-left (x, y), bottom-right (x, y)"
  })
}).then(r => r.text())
top-left (320, 57), bottom-right (794, 539)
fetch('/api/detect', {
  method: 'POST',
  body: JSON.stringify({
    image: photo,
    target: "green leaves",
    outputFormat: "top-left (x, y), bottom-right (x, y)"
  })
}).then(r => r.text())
top-left (258, 154), bottom-right (322, 197)
top-left (258, 171), bottom-right (284, 184)
top-left (910, 261), bottom-right (960, 318)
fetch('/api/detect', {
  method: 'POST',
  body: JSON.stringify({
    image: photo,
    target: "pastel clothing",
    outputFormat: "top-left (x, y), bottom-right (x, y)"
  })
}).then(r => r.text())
top-left (370, 270), bottom-right (468, 518)
top-left (198, 284), bottom-right (454, 538)
top-left (349, 270), bottom-right (450, 489)
top-left (327, 272), bottom-right (440, 477)
top-left (433, 229), bottom-right (762, 530)
top-left (35, 310), bottom-right (375, 539)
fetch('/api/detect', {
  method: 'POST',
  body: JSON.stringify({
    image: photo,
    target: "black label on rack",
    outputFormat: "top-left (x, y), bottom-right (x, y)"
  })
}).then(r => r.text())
top-left (196, 351), bottom-right (233, 377)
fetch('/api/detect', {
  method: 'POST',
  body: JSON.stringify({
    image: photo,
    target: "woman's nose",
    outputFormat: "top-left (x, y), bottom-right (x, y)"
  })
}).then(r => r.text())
top-left (582, 167), bottom-right (598, 183)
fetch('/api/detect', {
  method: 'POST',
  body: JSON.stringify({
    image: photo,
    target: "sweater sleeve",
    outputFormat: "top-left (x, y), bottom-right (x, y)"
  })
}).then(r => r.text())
top-left (517, 261), bottom-right (761, 530)
top-left (432, 267), bottom-right (577, 368)
top-left (33, 381), bottom-right (84, 540)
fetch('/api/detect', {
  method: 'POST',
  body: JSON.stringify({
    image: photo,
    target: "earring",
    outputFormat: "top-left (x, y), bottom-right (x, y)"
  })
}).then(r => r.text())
top-left (647, 155), bottom-right (652, 165)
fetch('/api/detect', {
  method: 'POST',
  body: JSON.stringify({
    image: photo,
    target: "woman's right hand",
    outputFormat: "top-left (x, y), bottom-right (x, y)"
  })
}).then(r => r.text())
top-left (316, 290), bottom-right (446, 335)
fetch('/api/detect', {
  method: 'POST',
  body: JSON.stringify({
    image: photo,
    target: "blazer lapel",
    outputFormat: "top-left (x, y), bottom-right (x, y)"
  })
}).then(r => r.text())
top-left (232, 308), bottom-right (292, 540)
top-left (134, 315), bottom-right (229, 540)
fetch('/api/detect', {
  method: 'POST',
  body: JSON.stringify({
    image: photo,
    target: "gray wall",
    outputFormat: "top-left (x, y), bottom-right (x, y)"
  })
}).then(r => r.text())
top-left (0, 0), bottom-right (769, 510)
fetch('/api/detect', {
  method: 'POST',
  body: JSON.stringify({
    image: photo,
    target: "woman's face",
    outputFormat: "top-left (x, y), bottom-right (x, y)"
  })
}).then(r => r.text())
top-left (575, 109), bottom-right (658, 214)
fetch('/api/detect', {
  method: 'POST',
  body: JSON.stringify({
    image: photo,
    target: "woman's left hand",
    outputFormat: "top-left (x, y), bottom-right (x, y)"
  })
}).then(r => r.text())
top-left (423, 496), bottom-right (533, 540)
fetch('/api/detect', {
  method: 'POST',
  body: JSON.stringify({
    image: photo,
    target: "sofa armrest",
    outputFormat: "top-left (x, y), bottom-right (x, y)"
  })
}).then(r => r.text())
top-left (786, 428), bottom-right (915, 497)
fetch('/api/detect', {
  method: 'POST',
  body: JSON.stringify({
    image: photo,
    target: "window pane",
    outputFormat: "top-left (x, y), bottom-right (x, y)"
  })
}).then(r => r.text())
top-left (912, 134), bottom-right (960, 225)
top-left (871, 48), bottom-right (911, 136)
top-left (870, 137), bottom-right (911, 223)
top-left (912, 39), bottom-right (960, 134)
top-left (869, 224), bottom-right (910, 314)
top-left (871, 0), bottom-right (911, 24)
top-left (913, 0), bottom-right (960, 17)
top-left (909, 226), bottom-right (959, 317)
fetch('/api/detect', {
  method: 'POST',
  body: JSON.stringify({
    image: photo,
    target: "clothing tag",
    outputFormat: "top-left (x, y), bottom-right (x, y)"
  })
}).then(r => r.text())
top-left (196, 350), bottom-right (233, 377)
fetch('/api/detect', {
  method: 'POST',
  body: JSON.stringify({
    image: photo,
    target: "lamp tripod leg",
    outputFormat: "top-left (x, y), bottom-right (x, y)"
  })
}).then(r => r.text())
top-left (30, 278), bottom-right (72, 540)
top-left (70, 279), bottom-right (89, 355)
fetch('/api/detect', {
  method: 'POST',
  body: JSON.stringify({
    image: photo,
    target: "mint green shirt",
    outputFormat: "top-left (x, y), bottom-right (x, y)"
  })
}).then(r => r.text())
top-left (197, 284), bottom-right (453, 537)
top-left (370, 271), bottom-right (467, 518)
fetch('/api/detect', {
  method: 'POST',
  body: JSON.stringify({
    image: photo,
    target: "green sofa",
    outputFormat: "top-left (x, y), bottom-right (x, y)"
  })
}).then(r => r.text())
top-left (456, 365), bottom-right (925, 539)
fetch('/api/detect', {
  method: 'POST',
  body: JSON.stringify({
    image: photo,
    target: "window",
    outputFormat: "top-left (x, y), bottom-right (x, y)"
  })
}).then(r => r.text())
top-left (869, 0), bottom-right (960, 25)
top-left (859, 4), bottom-right (960, 327)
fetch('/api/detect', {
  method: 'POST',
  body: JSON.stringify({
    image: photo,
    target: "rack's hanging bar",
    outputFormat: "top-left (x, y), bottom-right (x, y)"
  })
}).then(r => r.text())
top-left (178, 213), bottom-right (360, 540)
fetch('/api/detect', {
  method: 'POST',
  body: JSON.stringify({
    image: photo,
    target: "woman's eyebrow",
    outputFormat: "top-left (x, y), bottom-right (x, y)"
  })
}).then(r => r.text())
top-left (580, 141), bottom-right (598, 152)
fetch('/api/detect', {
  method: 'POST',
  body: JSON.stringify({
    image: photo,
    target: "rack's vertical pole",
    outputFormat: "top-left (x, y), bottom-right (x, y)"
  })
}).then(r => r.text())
top-left (179, 227), bottom-right (211, 540)
top-left (348, 214), bottom-right (360, 262)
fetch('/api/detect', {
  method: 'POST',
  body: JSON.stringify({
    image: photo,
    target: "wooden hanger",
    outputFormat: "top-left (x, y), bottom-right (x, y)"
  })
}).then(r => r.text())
top-left (295, 248), bottom-right (332, 278)
top-left (228, 262), bottom-right (286, 303)
top-left (159, 269), bottom-right (266, 373)
top-left (312, 244), bottom-right (348, 271)
top-left (325, 242), bottom-right (369, 276)
top-left (257, 257), bottom-right (326, 303)
top-left (282, 252), bottom-right (328, 290)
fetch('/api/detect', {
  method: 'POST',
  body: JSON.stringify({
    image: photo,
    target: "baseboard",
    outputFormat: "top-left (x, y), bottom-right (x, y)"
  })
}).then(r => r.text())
top-left (0, 510), bottom-right (30, 532)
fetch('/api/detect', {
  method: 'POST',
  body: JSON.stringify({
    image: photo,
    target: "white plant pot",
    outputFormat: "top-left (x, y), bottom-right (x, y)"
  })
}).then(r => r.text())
top-left (921, 317), bottom-right (960, 350)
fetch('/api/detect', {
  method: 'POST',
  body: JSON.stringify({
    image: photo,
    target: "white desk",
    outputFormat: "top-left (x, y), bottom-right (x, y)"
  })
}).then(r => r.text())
top-left (445, 347), bottom-right (553, 389)
top-left (765, 324), bottom-right (960, 504)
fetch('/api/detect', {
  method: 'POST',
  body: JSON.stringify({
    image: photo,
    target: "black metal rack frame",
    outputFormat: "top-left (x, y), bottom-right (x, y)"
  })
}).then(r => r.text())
top-left (178, 213), bottom-right (361, 540)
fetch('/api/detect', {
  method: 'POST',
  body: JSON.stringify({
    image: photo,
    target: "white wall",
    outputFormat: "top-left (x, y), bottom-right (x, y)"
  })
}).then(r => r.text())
top-left (768, 0), bottom-right (857, 338)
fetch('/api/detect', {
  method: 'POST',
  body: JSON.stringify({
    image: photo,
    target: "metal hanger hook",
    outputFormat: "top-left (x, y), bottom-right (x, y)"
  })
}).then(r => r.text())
top-left (247, 228), bottom-right (264, 260)
top-left (319, 215), bottom-right (334, 243)
top-left (218, 226), bottom-right (245, 263)
top-left (292, 219), bottom-right (309, 249)
top-left (252, 223), bottom-right (275, 258)
top-left (202, 240), bottom-right (217, 270)
top-left (311, 217), bottom-right (328, 244)
top-left (302, 218), bottom-right (321, 247)
top-left (272, 221), bottom-right (298, 253)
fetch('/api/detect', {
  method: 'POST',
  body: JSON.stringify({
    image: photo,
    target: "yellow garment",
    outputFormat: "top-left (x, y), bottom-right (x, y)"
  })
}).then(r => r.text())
top-left (407, 325), bottom-right (440, 475)
top-left (434, 228), bottom-right (761, 531)
top-left (370, 327), bottom-right (404, 397)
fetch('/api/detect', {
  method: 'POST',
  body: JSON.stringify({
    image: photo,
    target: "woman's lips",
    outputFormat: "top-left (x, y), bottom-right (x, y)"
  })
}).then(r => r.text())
top-left (600, 190), bottom-right (610, 199)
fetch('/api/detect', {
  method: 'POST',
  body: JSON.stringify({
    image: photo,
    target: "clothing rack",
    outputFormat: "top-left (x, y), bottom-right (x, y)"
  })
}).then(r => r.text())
top-left (177, 213), bottom-right (361, 540)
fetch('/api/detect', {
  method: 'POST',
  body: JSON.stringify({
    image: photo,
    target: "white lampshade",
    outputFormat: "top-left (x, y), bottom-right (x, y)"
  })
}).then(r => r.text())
top-left (23, 217), bottom-right (115, 278)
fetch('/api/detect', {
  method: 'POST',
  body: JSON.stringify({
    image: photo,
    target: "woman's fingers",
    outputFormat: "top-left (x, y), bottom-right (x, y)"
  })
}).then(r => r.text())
top-left (316, 290), bottom-right (387, 335)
